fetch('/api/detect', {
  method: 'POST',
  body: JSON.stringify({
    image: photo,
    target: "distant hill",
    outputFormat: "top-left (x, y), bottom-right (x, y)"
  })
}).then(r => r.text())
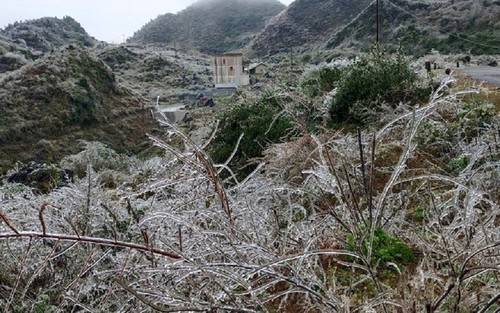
top-left (0, 45), bottom-right (156, 173)
top-left (247, 0), bottom-right (499, 57)
top-left (324, 0), bottom-right (500, 55)
top-left (128, 0), bottom-right (286, 54)
top-left (0, 16), bottom-right (95, 52)
top-left (248, 0), bottom-right (372, 56)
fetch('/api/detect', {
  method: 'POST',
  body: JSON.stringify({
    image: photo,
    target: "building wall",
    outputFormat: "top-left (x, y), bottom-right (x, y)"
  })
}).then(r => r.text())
top-left (213, 54), bottom-right (249, 87)
top-left (256, 66), bottom-right (265, 74)
top-left (252, 64), bottom-right (268, 76)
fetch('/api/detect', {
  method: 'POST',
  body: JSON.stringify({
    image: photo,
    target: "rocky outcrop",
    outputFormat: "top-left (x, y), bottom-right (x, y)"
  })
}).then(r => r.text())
top-left (7, 161), bottom-right (74, 193)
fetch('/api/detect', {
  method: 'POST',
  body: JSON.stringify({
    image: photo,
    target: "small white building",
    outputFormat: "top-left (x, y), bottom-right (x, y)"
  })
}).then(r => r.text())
top-left (213, 53), bottom-right (250, 88)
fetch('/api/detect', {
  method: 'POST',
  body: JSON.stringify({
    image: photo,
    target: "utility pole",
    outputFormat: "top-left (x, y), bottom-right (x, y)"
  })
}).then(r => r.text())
top-left (376, 0), bottom-right (380, 43)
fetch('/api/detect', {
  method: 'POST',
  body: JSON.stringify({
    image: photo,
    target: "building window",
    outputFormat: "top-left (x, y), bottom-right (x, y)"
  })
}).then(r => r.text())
top-left (223, 59), bottom-right (226, 65)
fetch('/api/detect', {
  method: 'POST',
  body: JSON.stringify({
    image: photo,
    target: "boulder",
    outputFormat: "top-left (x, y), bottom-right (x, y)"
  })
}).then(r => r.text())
top-left (7, 161), bottom-right (73, 193)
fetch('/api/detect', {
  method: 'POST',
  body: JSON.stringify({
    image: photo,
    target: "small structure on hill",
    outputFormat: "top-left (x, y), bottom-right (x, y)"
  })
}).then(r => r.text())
top-left (249, 63), bottom-right (268, 77)
top-left (213, 53), bottom-right (249, 88)
top-left (249, 62), bottom-right (268, 83)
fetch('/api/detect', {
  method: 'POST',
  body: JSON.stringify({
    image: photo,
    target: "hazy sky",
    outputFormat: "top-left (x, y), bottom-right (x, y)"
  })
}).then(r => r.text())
top-left (0, 0), bottom-right (294, 44)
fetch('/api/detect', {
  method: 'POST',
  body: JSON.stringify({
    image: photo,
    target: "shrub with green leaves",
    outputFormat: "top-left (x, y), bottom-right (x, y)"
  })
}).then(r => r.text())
top-left (329, 46), bottom-right (428, 125)
top-left (348, 227), bottom-right (416, 268)
top-left (447, 155), bottom-right (469, 173)
top-left (299, 64), bottom-right (342, 98)
top-left (209, 92), bottom-right (293, 181)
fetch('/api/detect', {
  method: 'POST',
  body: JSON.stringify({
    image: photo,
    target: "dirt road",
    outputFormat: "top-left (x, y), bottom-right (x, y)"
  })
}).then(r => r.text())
top-left (460, 66), bottom-right (500, 85)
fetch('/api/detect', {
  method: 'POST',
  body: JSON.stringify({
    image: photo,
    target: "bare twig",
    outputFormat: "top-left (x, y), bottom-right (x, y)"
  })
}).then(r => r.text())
top-left (0, 231), bottom-right (181, 259)
top-left (431, 279), bottom-right (455, 312)
top-left (358, 129), bottom-right (369, 202)
top-left (477, 292), bottom-right (500, 313)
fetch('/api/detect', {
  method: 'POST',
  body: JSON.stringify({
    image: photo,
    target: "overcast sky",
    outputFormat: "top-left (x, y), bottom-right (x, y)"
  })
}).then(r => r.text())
top-left (0, 0), bottom-right (294, 44)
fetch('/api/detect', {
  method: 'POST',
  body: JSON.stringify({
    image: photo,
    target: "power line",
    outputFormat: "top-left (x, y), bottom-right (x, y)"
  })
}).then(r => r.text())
top-left (383, 0), bottom-right (500, 51)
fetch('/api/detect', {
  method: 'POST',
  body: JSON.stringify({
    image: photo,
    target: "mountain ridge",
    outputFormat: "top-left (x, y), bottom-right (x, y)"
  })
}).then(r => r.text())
top-left (324, 0), bottom-right (500, 55)
top-left (128, 0), bottom-right (286, 53)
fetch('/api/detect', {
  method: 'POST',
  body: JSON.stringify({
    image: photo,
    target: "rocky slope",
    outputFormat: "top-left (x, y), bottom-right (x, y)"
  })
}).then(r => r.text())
top-left (248, 0), bottom-right (371, 56)
top-left (128, 0), bottom-right (285, 54)
top-left (0, 45), bottom-right (157, 173)
top-left (0, 16), bottom-right (95, 53)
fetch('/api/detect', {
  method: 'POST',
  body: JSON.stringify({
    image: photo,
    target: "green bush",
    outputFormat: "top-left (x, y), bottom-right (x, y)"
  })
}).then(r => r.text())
top-left (446, 155), bottom-right (469, 173)
top-left (348, 227), bottom-right (415, 267)
top-left (70, 95), bottom-right (97, 126)
top-left (209, 92), bottom-right (293, 181)
top-left (301, 54), bottom-right (312, 64)
top-left (329, 46), bottom-right (427, 125)
top-left (300, 65), bottom-right (342, 98)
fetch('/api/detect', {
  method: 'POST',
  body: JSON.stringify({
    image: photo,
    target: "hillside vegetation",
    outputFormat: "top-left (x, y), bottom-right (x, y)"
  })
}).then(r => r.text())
top-left (98, 46), bottom-right (212, 101)
top-left (128, 0), bottom-right (285, 53)
top-left (325, 0), bottom-right (500, 55)
top-left (0, 45), bottom-right (156, 173)
top-left (249, 0), bottom-right (371, 56)
top-left (0, 36), bottom-right (39, 73)
top-left (249, 0), bottom-right (500, 57)
top-left (0, 44), bottom-right (498, 312)
top-left (0, 16), bottom-right (95, 52)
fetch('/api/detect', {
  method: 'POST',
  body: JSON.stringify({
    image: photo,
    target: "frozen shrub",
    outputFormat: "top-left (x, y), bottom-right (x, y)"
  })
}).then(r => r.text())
top-left (299, 63), bottom-right (343, 98)
top-left (61, 141), bottom-right (138, 177)
top-left (0, 52), bottom-right (28, 72)
top-left (329, 46), bottom-right (429, 125)
top-left (209, 91), bottom-right (293, 181)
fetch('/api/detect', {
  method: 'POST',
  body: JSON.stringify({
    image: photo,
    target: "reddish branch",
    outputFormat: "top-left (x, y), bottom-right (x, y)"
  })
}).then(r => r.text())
top-left (39, 202), bottom-right (64, 235)
top-left (0, 231), bottom-right (182, 259)
top-left (196, 152), bottom-right (234, 228)
top-left (39, 202), bottom-right (49, 235)
top-left (0, 209), bottom-right (19, 234)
